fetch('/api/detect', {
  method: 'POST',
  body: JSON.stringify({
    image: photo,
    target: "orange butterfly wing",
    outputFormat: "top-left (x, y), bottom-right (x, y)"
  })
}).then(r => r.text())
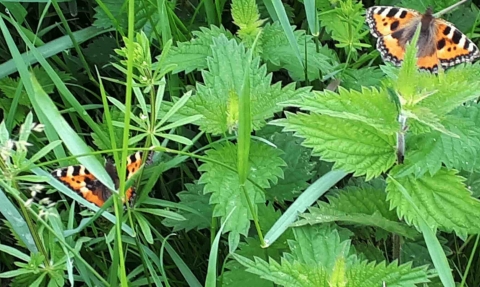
top-left (52, 151), bottom-right (148, 207)
top-left (435, 20), bottom-right (480, 68)
top-left (52, 165), bottom-right (109, 207)
top-left (366, 6), bottom-right (421, 65)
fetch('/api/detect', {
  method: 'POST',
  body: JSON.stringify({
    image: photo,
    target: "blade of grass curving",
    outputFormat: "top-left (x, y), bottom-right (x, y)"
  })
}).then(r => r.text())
top-left (0, 15), bottom-right (112, 187)
top-left (30, 73), bottom-right (114, 189)
top-left (7, 18), bottom-right (111, 151)
top-left (205, 207), bottom-right (236, 287)
top-left (263, 169), bottom-right (347, 247)
top-left (304, 0), bottom-right (319, 36)
top-left (0, 180), bottom-right (110, 285)
top-left (49, 0), bottom-right (95, 82)
top-left (157, 0), bottom-right (173, 44)
top-left (269, 0), bottom-right (304, 70)
top-left (0, 24), bottom-right (109, 78)
top-left (0, 188), bottom-right (38, 253)
top-left (4, 79), bottom-right (23, 131)
top-left (460, 235), bottom-right (480, 287)
top-left (388, 175), bottom-right (455, 287)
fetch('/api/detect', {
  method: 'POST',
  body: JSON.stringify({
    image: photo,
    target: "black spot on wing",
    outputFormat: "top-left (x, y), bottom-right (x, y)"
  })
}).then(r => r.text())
top-left (452, 30), bottom-right (462, 44)
top-left (391, 21), bottom-right (399, 31)
top-left (386, 8), bottom-right (399, 17)
top-left (437, 39), bottom-right (446, 50)
top-left (443, 26), bottom-right (451, 36)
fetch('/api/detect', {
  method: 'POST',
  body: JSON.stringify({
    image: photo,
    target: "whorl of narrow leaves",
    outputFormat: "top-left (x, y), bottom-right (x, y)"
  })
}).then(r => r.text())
top-left (386, 167), bottom-right (480, 235)
top-left (233, 226), bottom-right (429, 287)
top-left (199, 141), bottom-right (285, 236)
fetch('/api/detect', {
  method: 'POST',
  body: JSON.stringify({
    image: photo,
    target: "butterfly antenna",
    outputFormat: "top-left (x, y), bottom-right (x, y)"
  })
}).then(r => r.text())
top-left (433, 0), bottom-right (468, 18)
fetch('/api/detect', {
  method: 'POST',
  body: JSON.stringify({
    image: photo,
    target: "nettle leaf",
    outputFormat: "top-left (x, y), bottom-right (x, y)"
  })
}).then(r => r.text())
top-left (387, 167), bottom-right (480, 235)
top-left (84, 36), bottom-right (118, 67)
top-left (162, 26), bottom-right (234, 74)
top-left (223, 204), bottom-right (293, 287)
top-left (355, 242), bottom-right (386, 263)
top-left (161, 183), bottom-right (212, 232)
top-left (233, 225), bottom-right (429, 287)
top-left (339, 67), bottom-right (384, 91)
top-left (199, 141), bottom-right (285, 235)
top-left (401, 105), bottom-right (480, 177)
top-left (273, 112), bottom-right (396, 179)
top-left (231, 0), bottom-right (264, 45)
top-left (183, 34), bottom-right (310, 135)
top-left (462, 170), bottom-right (480, 198)
top-left (261, 22), bottom-right (337, 81)
top-left (401, 236), bottom-right (452, 268)
top-left (407, 64), bottom-right (480, 117)
top-left (0, 66), bottom-right (70, 104)
top-left (295, 186), bottom-right (418, 239)
top-left (404, 106), bottom-right (458, 138)
top-left (281, 86), bottom-right (400, 134)
top-left (257, 126), bottom-right (316, 202)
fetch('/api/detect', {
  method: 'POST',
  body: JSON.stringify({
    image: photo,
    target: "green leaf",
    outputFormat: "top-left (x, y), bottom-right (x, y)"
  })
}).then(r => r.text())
top-left (294, 186), bottom-right (418, 239)
top-left (231, 0), bottom-right (265, 45)
top-left (401, 236), bottom-right (452, 268)
top-left (162, 26), bottom-right (235, 74)
top-left (0, 66), bottom-right (71, 106)
top-left (318, 1), bottom-right (367, 60)
top-left (199, 141), bottom-right (285, 236)
top-left (161, 183), bottom-right (213, 232)
top-left (387, 167), bottom-right (480, 235)
top-left (399, 0), bottom-right (459, 14)
top-left (338, 67), bottom-right (384, 91)
top-left (183, 34), bottom-right (310, 135)
top-left (83, 36), bottom-right (118, 67)
top-left (91, 108), bottom-right (125, 151)
top-left (281, 86), bottom-right (400, 134)
top-left (273, 112), bottom-right (396, 179)
top-left (261, 22), bottom-right (336, 81)
top-left (257, 126), bottom-right (316, 202)
top-left (93, 0), bottom-right (158, 31)
top-left (233, 225), bottom-right (429, 287)
top-left (400, 105), bottom-right (480, 177)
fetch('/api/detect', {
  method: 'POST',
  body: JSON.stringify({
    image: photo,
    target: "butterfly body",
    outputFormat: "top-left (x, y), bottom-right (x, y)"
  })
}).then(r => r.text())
top-left (52, 151), bottom-right (145, 207)
top-left (366, 6), bottom-right (479, 72)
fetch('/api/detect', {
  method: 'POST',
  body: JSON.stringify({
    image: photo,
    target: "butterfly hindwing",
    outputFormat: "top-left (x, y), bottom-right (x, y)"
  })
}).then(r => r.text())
top-left (51, 151), bottom-right (149, 207)
top-left (435, 19), bottom-right (480, 67)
